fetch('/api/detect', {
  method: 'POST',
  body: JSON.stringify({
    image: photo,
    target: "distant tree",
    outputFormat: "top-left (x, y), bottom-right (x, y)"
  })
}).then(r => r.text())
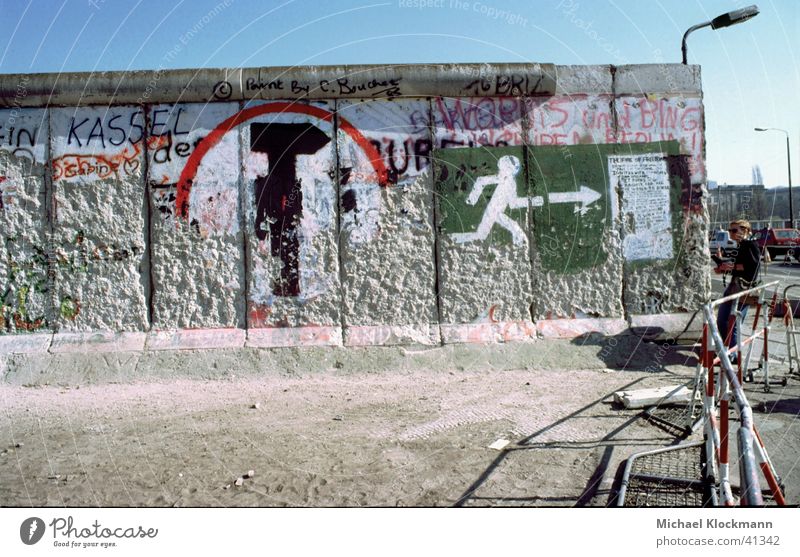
top-left (752, 165), bottom-right (764, 185)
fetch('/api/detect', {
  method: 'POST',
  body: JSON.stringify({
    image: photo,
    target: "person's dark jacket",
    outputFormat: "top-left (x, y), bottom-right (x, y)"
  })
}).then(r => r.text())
top-left (732, 239), bottom-right (761, 286)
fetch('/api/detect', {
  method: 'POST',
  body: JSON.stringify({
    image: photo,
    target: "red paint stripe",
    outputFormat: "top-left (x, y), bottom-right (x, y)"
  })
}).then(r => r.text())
top-left (759, 462), bottom-right (786, 506)
top-left (720, 400), bottom-right (729, 465)
top-left (753, 425), bottom-right (766, 448)
top-left (706, 353), bottom-right (715, 397)
top-left (175, 102), bottom-right (389, 220)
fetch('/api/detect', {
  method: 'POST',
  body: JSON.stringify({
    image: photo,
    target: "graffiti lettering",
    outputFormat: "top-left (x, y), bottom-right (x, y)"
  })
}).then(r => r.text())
top-left (462, 74), bottom-right (546, 96)
top-left (246, 77), bottom-right (284, 92)
top-left (66, 111), bottom-right (144, 147)
top-left (2, 238), bottom-right (51, 332)
top-left (433, 97), bottom-right (520, 135)
top-left (0, 125), bottom-right (38, 149)
top-left (53, 232), bottom-right (142, 271)
top-left (149, 107), bottom-right (192, 137)
top-left (52, 143), bottom-right (142, 181)
top-left (148, 132), bottom-right (203, 164)
top-left (368, 137), bottom-right (432, 177)
top-left (319, 77), bottom-right (402, 98)
top-left (617, 98), bottom-right (700, 132)
top-left (290, 80), bottom-right (310, 95)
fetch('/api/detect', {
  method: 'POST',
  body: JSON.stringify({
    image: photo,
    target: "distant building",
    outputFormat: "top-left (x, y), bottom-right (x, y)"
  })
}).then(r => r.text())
top-left (707, 184), bottom-right (796, 229)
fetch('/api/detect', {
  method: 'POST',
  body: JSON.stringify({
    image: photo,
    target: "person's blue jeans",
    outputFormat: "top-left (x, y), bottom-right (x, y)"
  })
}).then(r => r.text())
top-left (716, 282), bottom-right (749, 354)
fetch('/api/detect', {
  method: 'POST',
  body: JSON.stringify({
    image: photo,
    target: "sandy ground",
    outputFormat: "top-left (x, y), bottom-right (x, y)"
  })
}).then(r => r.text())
top-left (1, 338), bottom-right (798, 507)
top-left (0, 367), bottom-right (691, 507)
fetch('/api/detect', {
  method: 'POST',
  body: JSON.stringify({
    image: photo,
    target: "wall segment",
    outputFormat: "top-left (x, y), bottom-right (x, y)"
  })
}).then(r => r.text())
top-left (0, 63), bottom-right (709, 351)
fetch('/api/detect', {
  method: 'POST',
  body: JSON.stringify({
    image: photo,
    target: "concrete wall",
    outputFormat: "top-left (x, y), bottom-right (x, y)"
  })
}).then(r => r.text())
top-left (0, 63), bottom-right (709, 352)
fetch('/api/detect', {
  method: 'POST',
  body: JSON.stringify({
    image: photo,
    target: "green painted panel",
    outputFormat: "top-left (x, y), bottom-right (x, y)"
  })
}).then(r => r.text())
top-left (528, 143), bottom-right (614, 273)
top-left (435, 146), bottom-right (528, 247)
top-left (529, 141), bottom-right (684, 274)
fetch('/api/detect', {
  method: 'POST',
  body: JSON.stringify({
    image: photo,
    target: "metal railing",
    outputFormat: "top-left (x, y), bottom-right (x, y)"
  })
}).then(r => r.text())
top-left (782, 285), bottom-right (800, 374)
top-left (699, 280), bottom-right (786, 506)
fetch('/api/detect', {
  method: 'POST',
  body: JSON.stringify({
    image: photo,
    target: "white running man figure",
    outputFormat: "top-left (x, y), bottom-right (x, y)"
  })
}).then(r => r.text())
top-left (451, 155), bottom-right (527, 245)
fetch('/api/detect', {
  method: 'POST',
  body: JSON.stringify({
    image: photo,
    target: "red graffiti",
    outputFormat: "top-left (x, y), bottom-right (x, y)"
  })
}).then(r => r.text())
top-left (617, 98), bottom-right (700, 132)
top-left (52, 143), bottom-right (142, 181)
top-left (175, 102), bottom-right (388, 220)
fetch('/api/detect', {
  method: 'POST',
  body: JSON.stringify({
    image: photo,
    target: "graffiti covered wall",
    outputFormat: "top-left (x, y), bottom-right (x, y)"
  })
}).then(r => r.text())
top-left (0, 63), bottom-right (709, 350)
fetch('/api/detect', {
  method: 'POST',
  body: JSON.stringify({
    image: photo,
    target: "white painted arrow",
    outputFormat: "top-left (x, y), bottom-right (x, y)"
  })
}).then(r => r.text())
top-left (530, 185), bottom-right (602, 216)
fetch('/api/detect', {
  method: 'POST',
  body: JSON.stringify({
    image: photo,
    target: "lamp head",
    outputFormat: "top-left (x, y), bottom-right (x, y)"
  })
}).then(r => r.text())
top-left (711, 5), bottom-right (760, 29)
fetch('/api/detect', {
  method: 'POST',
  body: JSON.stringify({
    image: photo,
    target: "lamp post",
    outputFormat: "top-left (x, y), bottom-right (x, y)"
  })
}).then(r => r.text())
top-left (755, 127), bottom-right (795, 228)
top-left (681, 5), bottom-right (760, 64)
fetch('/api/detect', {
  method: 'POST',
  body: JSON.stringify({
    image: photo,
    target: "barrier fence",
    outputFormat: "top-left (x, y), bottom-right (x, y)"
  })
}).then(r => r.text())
top-left (699, 280), bottom-right (786, 506)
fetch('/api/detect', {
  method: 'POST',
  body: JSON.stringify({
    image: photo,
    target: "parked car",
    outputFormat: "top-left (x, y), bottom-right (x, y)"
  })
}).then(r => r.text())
top-left (753, 227), bottom-right (800, 260)
top-left (709, 229), bottom-right (738, 256)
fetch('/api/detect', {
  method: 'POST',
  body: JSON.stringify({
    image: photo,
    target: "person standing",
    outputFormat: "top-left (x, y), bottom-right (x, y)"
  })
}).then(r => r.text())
top-left (714, 219), bottom-right (763, 354)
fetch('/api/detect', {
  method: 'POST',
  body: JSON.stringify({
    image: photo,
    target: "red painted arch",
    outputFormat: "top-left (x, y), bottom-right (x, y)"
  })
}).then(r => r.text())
top-left (175, 102), bottom-right (389, 219)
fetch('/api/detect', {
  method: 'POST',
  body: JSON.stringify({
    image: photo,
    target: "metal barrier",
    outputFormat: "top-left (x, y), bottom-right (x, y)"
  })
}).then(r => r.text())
top-left (699, 280), bottom-right (786, 506)
top-left (782, 284), bottom-right (800, 375)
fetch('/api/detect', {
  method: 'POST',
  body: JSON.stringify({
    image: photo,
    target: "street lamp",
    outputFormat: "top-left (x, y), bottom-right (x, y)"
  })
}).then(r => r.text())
top-left (755, 127), bottom-right (795, 228)
top-left (681, 5), bottom-right (760, 64)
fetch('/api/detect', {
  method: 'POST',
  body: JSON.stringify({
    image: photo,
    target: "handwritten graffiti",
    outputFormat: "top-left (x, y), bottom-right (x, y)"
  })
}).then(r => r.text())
top-left (319, 77), bottom-right (402, 97)
top-left (526, 94), bottom-right (702, 149)
top-left (240, 76), bottom-right (403, 98)
top-left (1, 228), bottom-right (142, 331)
top-left (2, 238), bottom-right (50, 332)
top-left (616, 96), bottom-right (704, 182)
top-left (434, 97), bottom-right (520, 133)
top-left (148, 132), bottom-right (204, 164)
top-left (433, 97), bottom-right (524, 147)
top-left (461, 74), bottom-right (548, 96)
top-left (0, 125), bottom-right (39, 150)
top-left (526, 95), bottom-right (614, 145)
top-left (617, 97), bottom-right (701, 134)
top-left (368, 137), bottom-right (432, 178)
top-left (52, 143), bottom-right (142, 181)
top-left (57, 232), bottom-right (141, 270)
top-left (65, 111), bottom-right (144, 147)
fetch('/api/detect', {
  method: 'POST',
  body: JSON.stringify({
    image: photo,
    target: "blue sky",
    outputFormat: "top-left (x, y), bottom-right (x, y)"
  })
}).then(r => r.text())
top-left (0, 0), bottom-right (797, 188)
